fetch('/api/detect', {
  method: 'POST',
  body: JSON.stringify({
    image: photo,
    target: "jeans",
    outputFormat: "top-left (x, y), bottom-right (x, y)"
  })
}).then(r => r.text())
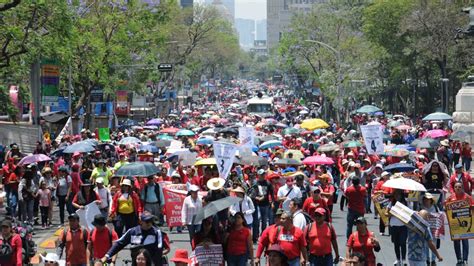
top-left (288, 258), bottom-right (300, 266)
top-left (187, 224), bottom-right (201, 244)
top-left (226, 254), bottom-right (248, 266)
top-left (390, 225), bottom-right (407, 260)
top-left (20, 199), bottom-right (34, 223)
top-left (4, 186), bottom-right (11, 215)
top-left (346, 209), bottom-right (363, 239)
top-left (425, 237), bottom-right (438, 262)
top-left (462, 157), bottom-right (471, 171)
top-left (252, 207), bottom-right (259, 241)
top-left (9, 191), bottom-right (18, 218)
top-left (408, 260), bottom-right (425, 266)
top-left (40, 206), bottom-right (49, 226)
top-left (57, 195), bottom-right (67, 224)
top-left (256, 205), bottom-right (270, 240)
top-left (454, 239), bottom-right (469, 261)
top-left (115, 213), bottom-right (138, 237)
top-left (309, 254), bottom-right (333, 266)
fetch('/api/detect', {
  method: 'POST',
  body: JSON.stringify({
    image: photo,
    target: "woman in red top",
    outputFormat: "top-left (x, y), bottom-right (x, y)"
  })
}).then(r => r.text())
top-left (0, 219), bottom-right (22, 266)
top-left (346, 217), bottom-right (380, 266)
top-left (319, 174), bottom-right (335, 214)
top-left (461, 142), bottom-right (472, 171)
top-left (224, 212), bottom-right (253, 266)
top-left (7, 166), bottom-right (22, 218)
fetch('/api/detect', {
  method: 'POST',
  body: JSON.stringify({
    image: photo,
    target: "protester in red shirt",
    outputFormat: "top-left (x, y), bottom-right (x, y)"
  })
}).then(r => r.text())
top-left (57, 213), bottom-right (89, 265)
top-left (345, 176), bottom-right (367, 239)
top-left (269, 211), bottom-right (307, 266)
top-left (303, 187), bottom-right (328, 217)
top-left (0, 219), bottom-right (22, 266)
top-left (224, 212), bottom-right (254, 266)
top-left (319, 174), bottom-right (336, 213)
top-left (305, 208), bottom-right (340, 265)
top-left (346, 217), bottom-right (380, 266)
top-left (448, 164), bottom-right (473, 195)
top-left (461, 142), bottom-right (472, 171)
top-left (87, 214), bottom-right (118, 262)
top-left (255, 208), bottom-right (284, 266)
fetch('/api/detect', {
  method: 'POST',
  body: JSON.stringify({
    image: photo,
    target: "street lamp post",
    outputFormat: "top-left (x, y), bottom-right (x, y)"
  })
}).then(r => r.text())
top-left (304, 40), bottom-right (342, 122)
top-left (440, 78), bottom-right (449, 113)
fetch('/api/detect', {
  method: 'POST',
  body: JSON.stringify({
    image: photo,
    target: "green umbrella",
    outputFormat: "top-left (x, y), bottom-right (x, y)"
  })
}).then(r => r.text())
top-left (158, 134), bottom-right (174, 140)
top-left (176, 129), bottom-right (195, 137)
top-left (356, 105), bottom-right (382, 114)
top-left (282, 127), bottom-right (300, 136)
top-left (343, 141), bottom-right (363, 148)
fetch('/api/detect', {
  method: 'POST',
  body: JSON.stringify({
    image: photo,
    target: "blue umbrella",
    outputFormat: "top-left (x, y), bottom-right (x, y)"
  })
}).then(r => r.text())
top-left (384, 163), bottom-right (416, 173)
top-left (393, 144), bottom-right (416, 152)
top-left (115, 162), bottom-right (159, 177)
top-left (260, 140), bottom-right (283, 149)
top-left (146, 118), bottom-right (163, 126)
top-left (139, 144), bottom-right (159, 153)
top-left (121, 119), bottom-right (137, 127)
top-left (158, 134), bottom-right (174, 140)
top-left (356, 105), bottom-right (382, 114)
top-left (63, 142), bottom-right (95, 153)
top-left (118, 137), bottom-right (141, 145)
top-left (422, 112), bottom-right (452, 121)
top-left (197, 137), bottom-right (214, 145)
top-left (176, 129), bottom-right (195, 137)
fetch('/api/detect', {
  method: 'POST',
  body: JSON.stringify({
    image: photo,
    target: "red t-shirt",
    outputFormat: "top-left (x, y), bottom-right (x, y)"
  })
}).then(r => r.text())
top-left (271, 226), bottom-right (306, 260)
top-left (0, 234), bottom-right (22, 266)
top-left (321, 184), bottom-right (335, 206)
top-left (60, 227), bottom-right (89, 265)
top-left (303, 196), bottom-right (328, 216)
top-left (70, 172), bottom-right (82, 195)
top-left (89, 227), bottom-right (118, 259)
top-left (7, 172), bottom-right (20, 191)
top-left (374, 180), bottom-right (392, 195)
top-left (347, 230), bottom-right (376, 266)
top-left (226, 227), bottom-right (250, 256)
top-left (306, 222), bottom-right (336, 256)
top-left (345, 185), bottom-right (367, 215)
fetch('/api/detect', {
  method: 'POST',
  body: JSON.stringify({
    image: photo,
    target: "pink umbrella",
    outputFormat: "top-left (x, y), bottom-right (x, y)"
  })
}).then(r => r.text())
top-left (424, 129), bottom-right (448, 138)
top-left (18, 154), bottom-right (52, 166)
top-left (396, 125), bottom-right (411, 131)
top-left (302, 155), bottom-right (335, 165)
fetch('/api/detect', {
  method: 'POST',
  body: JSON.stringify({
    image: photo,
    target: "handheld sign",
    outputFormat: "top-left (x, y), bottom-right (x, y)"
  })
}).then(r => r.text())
top-left (360, 124), bottom-right (384, 155)
top-left (213, 142), bottom-right (238, 180)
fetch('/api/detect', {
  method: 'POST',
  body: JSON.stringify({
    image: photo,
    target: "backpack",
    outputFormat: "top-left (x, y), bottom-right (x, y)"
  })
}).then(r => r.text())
top-left (305, 221), bottom-right (335, 244)
top-left (89, 228), bottom-right (113, 257)
top-left (301, 211), bottom-right (313, 225)
top-left (58, 227), bottom-right (88, 259)
top-left (0, 238), bottom-right (13, 262)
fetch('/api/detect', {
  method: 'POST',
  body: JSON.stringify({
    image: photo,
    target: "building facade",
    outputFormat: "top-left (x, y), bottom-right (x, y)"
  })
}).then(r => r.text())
top-left (180, 0), bottom-right (193, 8)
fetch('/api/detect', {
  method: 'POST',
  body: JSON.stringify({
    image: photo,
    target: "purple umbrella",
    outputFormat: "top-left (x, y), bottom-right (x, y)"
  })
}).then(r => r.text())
top-left (18, 154), bottom-right (52, 165)
top-left (146, 118), bottom-right (162, 126)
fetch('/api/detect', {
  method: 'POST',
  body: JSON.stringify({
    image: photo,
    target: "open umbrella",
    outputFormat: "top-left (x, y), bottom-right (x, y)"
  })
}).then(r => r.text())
top-left (218, 127), bottom-right (238, 135)
top-left (195, 158), bottom-right (217, 166)
top-left (384, 163), bottom-right (416, 173)
top-left (194, 196), bottom-right (242, 222)
top-left (284, 150), bottom-right (304, 160)
top-left (18, 154), bottom-right (51, 165)
top-left (302, 155), bottom-right (335, 165)
top-left (118, 137), bottom-right (141, 145)
top-left (158, 134), bottom-right (174, 140)
top-left (181, 109), bottom-right (192, 114)
top-left (274, 158), bottom-right (302, 166)
top-left (259, 140), bottom-right (283, 150)
top-left (282, 128), bottom-right (300, 136)
top-left (422, 112), bottom-right (452, 121)
top-left (382, 177), bottom-right (426, 191)
top-left (263, 118), bottom-right (277, 126)
top-left (424, 129), bottom-right (448, 139)
top-left (388, 120), bottom-right (401, 128)
top-left (115, 162), bottom-right (159, 177)
top-left (63, 142), bottom-right (95, 153)
top-left (450, 131), bottom-right (470, 142)
top-left (153, 140), bottom-right (171, 148)
top-left (160, 127), bottom-right (180, 134)
top-left (300, 119), bottom-right (329, 130)
top-left (410, 138), bottom-right (440, 149)
top-left (98, 143), bottom-right (115, 152)
top-left (356, 105), bottom-right (381, 114)
top-left (343, 141), bottom-right (363, 148)
top-left (386, 148), bottom-right (410, 157)
top-left (138, 144), bottom-right (159, 153)
top-left (196, 137), bottom-right (214, 145)
top-left (146, 118), bottom-right (162, 126)
top-left (176, 129), bottom-right (195, 137)
top-left (317, 143), bottom-right (339, 152)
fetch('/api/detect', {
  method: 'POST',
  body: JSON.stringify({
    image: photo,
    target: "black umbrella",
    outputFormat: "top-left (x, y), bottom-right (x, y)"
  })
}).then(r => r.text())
top-left (153, 140), bottom-right (171, 148)
top-left (194, 196), bottom-right (242, 222)
top-left (98, 143), bottom-right (115, 152)
top-left (410, 139), bottom-right (440, 149)
top-left (115, 162), bottom-right (159, 177)
top-left (384, 163), bottom-right (416, 173)
top-left (274, 158), bottom-right (302, 166)
top-left (218, 127), bottom-right (239, 135)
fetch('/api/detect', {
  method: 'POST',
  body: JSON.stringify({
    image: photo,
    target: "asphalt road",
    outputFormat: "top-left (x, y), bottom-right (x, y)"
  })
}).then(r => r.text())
top-left (27, 198), bottom-right (473, 266)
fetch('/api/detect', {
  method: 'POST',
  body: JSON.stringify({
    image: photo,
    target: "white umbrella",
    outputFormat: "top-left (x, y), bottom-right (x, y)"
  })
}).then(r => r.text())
top-left (382, 177), bottom-right (426, 191)
top-left (182, 109), bottom-right (192, 114)
top-left (299, 110), bottom-right (309, 115)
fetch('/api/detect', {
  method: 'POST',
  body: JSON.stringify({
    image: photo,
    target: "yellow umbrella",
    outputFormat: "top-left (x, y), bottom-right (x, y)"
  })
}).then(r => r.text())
top-left (284, 149), bottom-right (304, 161)
top-left (194, 158), bottom-right (217, 166)
top-left (300, 119), bottom-right (329, 130)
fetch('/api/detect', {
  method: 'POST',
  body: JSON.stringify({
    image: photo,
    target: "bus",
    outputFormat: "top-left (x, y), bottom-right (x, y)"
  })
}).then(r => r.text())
top-left (246, 96), bottom-right (274, 117)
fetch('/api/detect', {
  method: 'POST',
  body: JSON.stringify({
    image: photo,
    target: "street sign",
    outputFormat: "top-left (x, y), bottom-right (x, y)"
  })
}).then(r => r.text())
top-left (158, 63), bottom-right (173, 72)
top-left (41, 59), bottom-right (60, 106)
top-left (90, 86), bottom-right (104, 103)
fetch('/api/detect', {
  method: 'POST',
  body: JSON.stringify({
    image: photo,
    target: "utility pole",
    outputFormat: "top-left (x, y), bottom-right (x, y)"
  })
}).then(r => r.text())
top-left (68, 65), bottom-right (72, 116)
top-left (30, 61), bottom-right (41, 125)
top-left (440, 78), bottom-right (449, 113)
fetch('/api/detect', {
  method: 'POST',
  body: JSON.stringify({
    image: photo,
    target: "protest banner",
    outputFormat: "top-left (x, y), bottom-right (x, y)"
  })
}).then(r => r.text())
top-left (360, 124), bottom-right (384, 155)
top-left (55, 117), bottom-right (72, 143)
top-left (76, 202), bottom-right (101, 231)
top-left (162, 183), bottom-right (207, 227)
top-left (98, 128), bottom-right (111, 141)
top-left (427, 212), bottom-right (445, 239)
top-left (445, 199), bottom-right (474, 240)
top-left (213, 142), bottom-right (238, 180)
top-left (239, 126), bottom-right (254, 156)
top-left (389, 201), bottom-right (430, 237)
top-left (191, 244), bottom-right (224, 266)
top-left (372, 193), bottom-right (390, 225)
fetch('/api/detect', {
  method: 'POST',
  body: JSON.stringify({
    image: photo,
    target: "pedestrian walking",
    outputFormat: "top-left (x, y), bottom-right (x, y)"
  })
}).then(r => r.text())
top-left (387, 189), bottom-right (408, 266)
top-left (345, 176), bottom-right (367, 239)
top-left (346, 217), bottom-right (381, 266)
top-left (109, 178), bottom-right (142, 237)
top-left (181, 185), bottom-right (202, 243)
top-left (289, 198), bottom-right (307, 230)
top-left (56, 167), bottom-right (72, 226)
top-left (224, 212), bottom-right (254, 266)
top-left (71, 181), bottom-right (101, 210)
top-left (140, 175), bottom-right (164, 220)
top-left (56, 213), bottom-right (89, 266)
top-left (87, 214), bottom-right (118, 264)
top-left (94, 178), bottom-right (112, 217)
top-left (305, 207), bottom-right (340, 266)
top-left (277, 177), bottom-right (302, 212)
top-left (255, 208), bottom-right (284, 266)
top-left (37, 181), bottom-right (52, 228)
top-left (0, 219), bottom-right (22, 266)
top-left (229, 186), bottom-right (255, 228)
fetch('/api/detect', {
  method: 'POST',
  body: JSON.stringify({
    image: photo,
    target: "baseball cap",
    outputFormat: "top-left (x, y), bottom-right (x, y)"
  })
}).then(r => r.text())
top-left (314, 207), bottom-right (326, 216)
top-left (455, 163), bottom-right (463, 169)
top-left (1, 219), bottom-right (12, 228)
top-left (96, 178), bottom-right (104, 184)
top-left (141, 213), bottom-right (155, 222)
top-left (257, 169), bottom-right (265, 175)
top-left (275, 208), bottom-right (285, 216)
top-left (355, 216), bottom-right (367, 224)
top-left (68, 213), bottom-right (80, 220)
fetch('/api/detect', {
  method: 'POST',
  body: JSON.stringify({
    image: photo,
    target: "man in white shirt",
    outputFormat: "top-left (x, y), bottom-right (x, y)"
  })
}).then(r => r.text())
top-left (229, 186), bottom-right (255, 227)
top-left (277, 177), bottom-right (302, 212)
top-left (94, 178), bottom-right (112, 217)
top-left (289, 198), bottom-right (306, 230)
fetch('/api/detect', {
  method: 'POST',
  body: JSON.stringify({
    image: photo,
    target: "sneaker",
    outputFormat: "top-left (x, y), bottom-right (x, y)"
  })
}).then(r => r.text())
top-left (379, 232), bottom-right (385, 236)
top-left (393, 260), bottom-right (400, 266)
top-left (41, 225), bottom-right (46, 229)
top-left (402, 260), bottom-right (407, 266)
top-left (430, 261), bottom-right (436, 266)
top-left (456, 260), bottom-right (464, 266)
top-left (374, 216), bottom-right (378, 219)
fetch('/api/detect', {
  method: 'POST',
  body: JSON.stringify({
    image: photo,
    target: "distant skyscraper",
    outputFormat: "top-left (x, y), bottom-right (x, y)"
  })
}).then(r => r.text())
top-left (235, 18), bottom-right (256, 49)
top-left (204, 0), bottom-right (235, 21)
top-left (267, 0), bottom-right (326, 48)
top-left (180, 0), bottom-right (193, 8)
top-left (255, 19), bottom-right (267, 41)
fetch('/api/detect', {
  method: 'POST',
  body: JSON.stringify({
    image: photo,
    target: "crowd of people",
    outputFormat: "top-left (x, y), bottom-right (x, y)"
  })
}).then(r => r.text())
top-left (0, 93), bottom-right (473, 266)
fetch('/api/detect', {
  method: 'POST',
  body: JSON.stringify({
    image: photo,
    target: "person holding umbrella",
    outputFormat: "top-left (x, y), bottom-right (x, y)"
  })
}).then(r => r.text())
top-left (109, 179), bottom-right (143, 237)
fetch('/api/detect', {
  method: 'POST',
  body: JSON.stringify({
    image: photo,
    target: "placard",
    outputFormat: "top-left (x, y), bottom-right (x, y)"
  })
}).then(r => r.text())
top-left (389, 201), bottom-right (430, 237)
top-left (372, 193), bottom-right (390, 225)
top-left (360, 124), bottom-right (384, 155)
top-left (213, 142), bottom-right (238, 180)
top-left (76, 202), bottom-right (101, 231)
top-left (192, 244), bottom-right (224, 266)
top-left (445, 199), bottom-right (474, 240)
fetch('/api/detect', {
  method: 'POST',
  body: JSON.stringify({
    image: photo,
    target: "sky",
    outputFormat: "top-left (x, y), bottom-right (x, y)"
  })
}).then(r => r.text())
top-left (235, 0), bottom-right (266, 20)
